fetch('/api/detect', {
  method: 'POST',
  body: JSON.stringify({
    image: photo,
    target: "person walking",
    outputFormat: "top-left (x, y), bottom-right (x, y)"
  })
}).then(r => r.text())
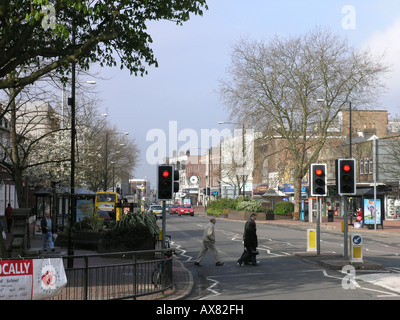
top-left (41, 210), bottom-right (56, 252)
top-left (237, 213), bottom-right (258, 266)
top-left (356, 208), bottom-right (363, 228)
top-left (194, 218), bottom-right (224, 266)
top-left (4, 203), bottom-right (13, 233)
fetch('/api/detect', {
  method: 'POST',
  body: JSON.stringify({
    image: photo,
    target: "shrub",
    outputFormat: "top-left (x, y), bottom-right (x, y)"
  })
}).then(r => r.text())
top-left (206, 198), bottom-right (235, 216)
top-left (101, 224), bottom-right (152, 249)
top-left (100, 212), bottom-right (159, 249)
top-left (206, 197), bottom-right (264, 215)
top-left (75, 211), bottom-right (106, 232)
top-left (235, 199), bottom-right (263, 212)
top-left (274, 201), bottom-right (294, 215)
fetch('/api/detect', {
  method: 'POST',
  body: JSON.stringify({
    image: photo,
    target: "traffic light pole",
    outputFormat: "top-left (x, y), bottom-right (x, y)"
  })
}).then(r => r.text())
top-left (316, 196), bottom-right (320, 255)
top-left (343, 196), bottom-right (348, 260)
top-left (162, 200), bottom-right (166, 249)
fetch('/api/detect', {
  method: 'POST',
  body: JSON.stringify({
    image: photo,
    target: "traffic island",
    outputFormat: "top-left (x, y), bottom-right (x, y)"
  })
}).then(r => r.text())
top-left (318, 258), bottom-right (383, 270)
top-left (294, 252), bottom-right (383, 270)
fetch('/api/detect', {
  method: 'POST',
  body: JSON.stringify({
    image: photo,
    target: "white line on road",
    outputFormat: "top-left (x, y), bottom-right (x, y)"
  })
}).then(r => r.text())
top-left (171, 241), bottom-right (193, 262)
top-left (199, 278), bottom-right (221, 300)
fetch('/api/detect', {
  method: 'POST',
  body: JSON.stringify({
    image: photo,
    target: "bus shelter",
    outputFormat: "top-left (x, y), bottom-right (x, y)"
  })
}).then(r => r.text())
top-left (34, 187), bottom-right (96, 230)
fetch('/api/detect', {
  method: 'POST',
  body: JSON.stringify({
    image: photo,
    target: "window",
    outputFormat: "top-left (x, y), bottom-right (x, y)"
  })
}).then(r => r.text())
top-left (364, 158), bottom-right (369, 174)
top-left (369, 158), bottom-right (373, 174)
top-left (360, 159), bottom-right (364, 175)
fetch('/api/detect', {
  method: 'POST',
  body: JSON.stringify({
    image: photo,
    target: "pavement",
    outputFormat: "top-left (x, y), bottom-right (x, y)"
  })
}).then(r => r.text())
top-left (3, 216), bottom-right (400, 300)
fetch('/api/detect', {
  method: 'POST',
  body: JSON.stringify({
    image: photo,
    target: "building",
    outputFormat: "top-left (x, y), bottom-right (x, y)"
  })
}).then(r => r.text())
top-left (316, 110), bottom-right (400, 221)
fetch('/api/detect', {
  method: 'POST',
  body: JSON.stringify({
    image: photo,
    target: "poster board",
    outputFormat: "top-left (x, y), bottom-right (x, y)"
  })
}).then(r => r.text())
top-left (0, 258), bottom-right (67, 300)
top-left (363, 198), bottom-right (382, 226)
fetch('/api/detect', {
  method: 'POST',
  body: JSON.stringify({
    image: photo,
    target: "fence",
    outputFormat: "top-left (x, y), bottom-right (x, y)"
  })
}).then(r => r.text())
top-left (49, 248), bottom-right (174, 300)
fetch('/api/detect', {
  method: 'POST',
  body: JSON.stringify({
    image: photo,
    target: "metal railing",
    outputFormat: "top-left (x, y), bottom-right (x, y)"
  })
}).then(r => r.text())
top-left (50, 248), bottom-right (173, 300)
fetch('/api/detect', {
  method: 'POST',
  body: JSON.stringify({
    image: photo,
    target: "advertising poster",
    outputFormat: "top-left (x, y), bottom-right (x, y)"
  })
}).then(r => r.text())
top-left (363, 199), bottom-right (381, 225)
top-left (76, 199), bottom-right (94, 222)
top-left (0, 258), bottom-right (67, 300)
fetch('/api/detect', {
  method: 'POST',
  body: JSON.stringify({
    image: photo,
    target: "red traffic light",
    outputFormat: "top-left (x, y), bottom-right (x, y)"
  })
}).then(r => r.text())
top-left (162, 170), bottom-right (170, 178)
top-left (315, 169), bottom-right (323, 176)
top-left (343, 165), bottom-right (351, 172)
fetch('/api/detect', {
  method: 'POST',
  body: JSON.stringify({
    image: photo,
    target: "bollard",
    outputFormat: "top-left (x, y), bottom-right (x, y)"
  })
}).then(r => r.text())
top-left (307, 229), bottom-right (317, 252)
top-left (350, 234), bottom-right (363, 263)
top-left (341, 220), bottom-right (348, 233)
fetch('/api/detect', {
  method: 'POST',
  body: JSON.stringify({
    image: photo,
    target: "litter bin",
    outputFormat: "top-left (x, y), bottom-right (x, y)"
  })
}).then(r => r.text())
top-left (328, 210), bottom-right (334, 222)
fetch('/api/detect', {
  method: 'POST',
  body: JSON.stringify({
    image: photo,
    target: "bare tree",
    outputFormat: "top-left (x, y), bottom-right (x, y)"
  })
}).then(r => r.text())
top-left (219, 27), bottom-right (389, 215)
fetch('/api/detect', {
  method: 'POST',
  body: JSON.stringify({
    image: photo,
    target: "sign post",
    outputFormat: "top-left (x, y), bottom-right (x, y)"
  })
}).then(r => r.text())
top-left (350, 234), bottom-right (363, 263)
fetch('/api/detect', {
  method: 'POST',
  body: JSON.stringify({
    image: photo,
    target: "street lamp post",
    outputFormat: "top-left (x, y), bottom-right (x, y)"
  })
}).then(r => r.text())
top-left (218, 121), bottom-right (246, 197)
top-left (104, 131), bottom-right (129, 191)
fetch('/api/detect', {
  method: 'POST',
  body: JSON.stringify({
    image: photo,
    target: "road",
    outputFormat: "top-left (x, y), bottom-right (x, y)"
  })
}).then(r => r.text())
top-left (160, 212), bottom-right (400, 300)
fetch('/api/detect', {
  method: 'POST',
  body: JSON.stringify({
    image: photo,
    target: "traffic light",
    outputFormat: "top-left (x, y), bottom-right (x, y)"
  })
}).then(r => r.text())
top-left (174, 169), bottom-right (179, 193)
top-left (336, 159), bottom-right (356, 196)
top-left (310, 164), bottom-right (327, 196)
top-left (157, 165), bottom-right (173, 200)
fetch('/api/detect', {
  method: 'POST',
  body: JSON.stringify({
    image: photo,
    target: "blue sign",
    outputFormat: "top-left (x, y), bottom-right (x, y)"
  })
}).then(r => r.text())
top-left (353, 235), bottom-right (362, 245)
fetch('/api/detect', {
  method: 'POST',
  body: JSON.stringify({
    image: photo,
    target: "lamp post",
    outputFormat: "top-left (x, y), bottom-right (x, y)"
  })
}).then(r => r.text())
top-left (218, 121), bottom-right (246, 197)
top-left (66, 79), bottom-right (97, 267)
top-left (104, 131), bottom-right (129, 191)
top-left (349, 101), bottom-right (352, 158)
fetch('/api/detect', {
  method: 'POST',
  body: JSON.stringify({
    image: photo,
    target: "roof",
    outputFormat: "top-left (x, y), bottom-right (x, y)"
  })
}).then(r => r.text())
top-left (34, 186), bottom-right (96, 197)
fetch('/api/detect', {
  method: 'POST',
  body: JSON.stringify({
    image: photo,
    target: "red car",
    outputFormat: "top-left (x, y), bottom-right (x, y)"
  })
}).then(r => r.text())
top-left (169, 204), bottom-right (181, 214)
top-left (178, 204), bottom-right (194, 216)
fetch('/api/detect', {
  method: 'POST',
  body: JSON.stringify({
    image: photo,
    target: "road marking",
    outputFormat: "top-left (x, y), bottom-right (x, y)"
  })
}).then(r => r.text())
top-left (199, 278), bottom-right (220, 300)
top-left (259, 245), bottom-right (286, 257)
top-left (171, 241), bottom-right (193, 262)
top-left (322, 269), bottom-right (400, 298)
top-left (357, 273), bottom-right (400, 295)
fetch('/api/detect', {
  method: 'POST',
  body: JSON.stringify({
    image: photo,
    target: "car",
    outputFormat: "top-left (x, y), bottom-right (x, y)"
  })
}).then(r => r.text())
top-left (149, 204), bottom-right (163, 219)
top-left (169, 204), bottom-right (181, 214)
top-left (165, 203), bottom-right (172, 214)
top-left (178, 204), bottom-right (194, 216)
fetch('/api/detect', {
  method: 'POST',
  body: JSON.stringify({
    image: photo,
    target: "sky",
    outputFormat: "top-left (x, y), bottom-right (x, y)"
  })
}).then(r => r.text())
top-left (89, 0), bottom-right (400, 186)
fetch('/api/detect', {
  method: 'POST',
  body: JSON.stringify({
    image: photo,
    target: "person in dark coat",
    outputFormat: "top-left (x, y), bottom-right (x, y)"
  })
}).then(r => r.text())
top-left (237, 213), bottom-right (258, 266)
top-left (41, 209), bottom-right (56, 252)
top-left (4, 203), bottom-right (13, 233)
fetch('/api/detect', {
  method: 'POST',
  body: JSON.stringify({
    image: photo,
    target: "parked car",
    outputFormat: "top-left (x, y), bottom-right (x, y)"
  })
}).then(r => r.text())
top-left (169, 204), bottom-right (181, 214)
top-left (149, 204), bottom-right (163, 219)
top-left (178, 204), bottom-right (194, 216)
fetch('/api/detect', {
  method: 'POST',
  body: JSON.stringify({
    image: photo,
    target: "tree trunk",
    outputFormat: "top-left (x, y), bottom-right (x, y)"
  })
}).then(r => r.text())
top-left (293, 177), bottom-right (302, 220)
top-left (9, 87), bottom-right (27, 208)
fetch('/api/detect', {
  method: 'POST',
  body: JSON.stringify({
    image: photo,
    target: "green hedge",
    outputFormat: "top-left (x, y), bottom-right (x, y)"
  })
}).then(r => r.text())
top-left (206, 198), bottom-right (235, 216)
top-left (206, 197), bottom-right (264, 216)
top-left (273, 201), bottom-right (294, 215)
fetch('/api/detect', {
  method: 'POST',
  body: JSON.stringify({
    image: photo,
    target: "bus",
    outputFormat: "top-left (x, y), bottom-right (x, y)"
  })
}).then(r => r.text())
top-left (95, 191), bottom-right (119, 220)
